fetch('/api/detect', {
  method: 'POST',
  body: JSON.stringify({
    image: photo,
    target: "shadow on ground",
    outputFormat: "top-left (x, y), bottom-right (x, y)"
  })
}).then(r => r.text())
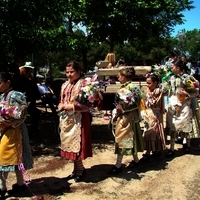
top-left (25, 111), bottom-right (114, 158)
top-left (17, 110), bottom-right (200, 200)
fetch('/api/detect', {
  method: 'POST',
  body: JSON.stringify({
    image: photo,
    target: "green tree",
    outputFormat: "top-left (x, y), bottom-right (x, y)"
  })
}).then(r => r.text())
top-left (0, 0), bottom-right (67, 65)
top-left (80, 0), bottom-right (194, 52)
top-left (172, 29), bottom-right (200, 61)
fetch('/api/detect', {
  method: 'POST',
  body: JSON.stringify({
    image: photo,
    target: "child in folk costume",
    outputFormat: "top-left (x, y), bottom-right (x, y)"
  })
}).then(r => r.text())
top-left (58, 61), bottom-right (92, 182)
top-left (109, 67), bottom-right (144, 175)
top-left (0, 72), bottom-right (32, 197)
top-left (164, 60), bottom-right (199, 157)
top-left (140, 73), bottom-right (166, 160)
top-left (58, 61), bottom-right (102, 182)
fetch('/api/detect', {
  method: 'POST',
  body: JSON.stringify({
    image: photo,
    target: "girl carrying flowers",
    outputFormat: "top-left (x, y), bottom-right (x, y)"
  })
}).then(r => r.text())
top-left (0, 72), bottom-right (32, 197)
top-left (58, 61), bottom-right (102, 182)
top-left (163, 60), bottom-right (199, 157)
top-left (109, 67), bottom-right (144, 175)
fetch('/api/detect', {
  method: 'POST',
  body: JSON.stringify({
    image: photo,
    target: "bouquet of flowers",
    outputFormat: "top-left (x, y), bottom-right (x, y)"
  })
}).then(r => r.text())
top-left (0, 101), bottom-right (27, 122)
top-left (75, 74), bottom-right (103, 111)
top-left (180, 74), bottom-right (199, 96)
top-left (115, 82), bottom-right (141, 111)
top-left (152, 64), bottom-right (173, 82)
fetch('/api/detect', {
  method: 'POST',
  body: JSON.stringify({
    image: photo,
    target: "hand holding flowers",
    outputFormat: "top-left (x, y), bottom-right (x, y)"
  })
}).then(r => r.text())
top-left (0, 101), bottom-right (27, 135)
top-left (181, 74), bottom-right (199, 89)
top-left (115, 82), bottom-right (141, 112)
top-left (59, 74), bottom-right (103, 117)
top-left (76, 74), bottom-right (103, 111)
top-left (0, 102), bottom-right (27, 122)
top-left (180, 74), bottom-right (199, 97)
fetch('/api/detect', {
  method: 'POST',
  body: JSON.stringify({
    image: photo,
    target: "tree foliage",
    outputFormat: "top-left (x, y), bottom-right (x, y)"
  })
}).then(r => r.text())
top-left (0, 0), bottom-right (67, 64)
top-left (0, 0), bottom-right (196, 71)
top-left (173, 29), bottom-right (200, 61)
top-left (80, 0), bottom-right (194, 51)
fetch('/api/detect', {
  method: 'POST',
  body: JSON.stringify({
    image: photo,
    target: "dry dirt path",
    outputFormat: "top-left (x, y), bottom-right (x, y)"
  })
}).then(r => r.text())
top-left (4, 111), bottom-right (200, 200)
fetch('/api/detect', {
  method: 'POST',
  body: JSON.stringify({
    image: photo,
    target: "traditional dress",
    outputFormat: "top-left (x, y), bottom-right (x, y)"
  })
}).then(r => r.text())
top-left (166, 74), bottom-right (199, 138)
top-left (0, 89), bottom-right (29, 171)
top-left (141, 88), bottom-right (166, 153)
top-left (59, 79), bottom-right (92, 160)
top-left (113, 82), bottom-right (144, 156)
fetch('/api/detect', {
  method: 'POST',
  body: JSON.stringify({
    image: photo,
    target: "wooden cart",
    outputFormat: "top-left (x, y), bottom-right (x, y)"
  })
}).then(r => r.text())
top-left (96, 66), bottom-right (152, 111)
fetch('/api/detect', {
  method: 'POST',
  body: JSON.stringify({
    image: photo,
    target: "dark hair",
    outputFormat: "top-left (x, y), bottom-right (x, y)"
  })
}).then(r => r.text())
top-left (0, 72), bottom-right (13, 85)
top-left (172, 59), bottom-right (189, 73)
top-left (66, 61), bottom-right (83, 71)
top-left (170, 51), bottom-right (178, 58)
top-left (119, 67), bottom-right (135, 80)
top-left (146, 73), bottom-right (160, 84)
top-left (66, 60), bottom-right (84, 77)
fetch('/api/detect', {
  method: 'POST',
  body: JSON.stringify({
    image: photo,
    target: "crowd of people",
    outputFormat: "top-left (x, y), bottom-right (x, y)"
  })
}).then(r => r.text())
top-left (0, 53), bottom-right (200, 197)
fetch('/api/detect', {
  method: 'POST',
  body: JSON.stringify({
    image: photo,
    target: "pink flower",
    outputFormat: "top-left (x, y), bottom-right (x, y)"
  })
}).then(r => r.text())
top-left (1, 108), bottom-right (5, 115)
top-left (88, 95), bottom-right (95, 103)
top-left (91, 74), bottom-right (98, 82)
top-left (126, 96), bottom-right (131, 102)
top-left (194, 82), bottom-right (199, 88)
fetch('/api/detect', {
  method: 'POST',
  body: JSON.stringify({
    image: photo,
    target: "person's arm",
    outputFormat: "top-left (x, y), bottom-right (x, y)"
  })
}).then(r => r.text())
top-left (0, 117), bottom-right (25, 131)
top-left (47, 85), bottom-right (54, 94)
top-left (37, 84), bottom-right (46, 95)
top-left (0, 120), bottom-right (12, 135)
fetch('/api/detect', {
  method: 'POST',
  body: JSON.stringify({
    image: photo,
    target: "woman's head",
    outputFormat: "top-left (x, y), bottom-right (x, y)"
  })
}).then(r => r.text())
top-left (66, 61), bottom-right (83, 83)
top-left (146, 73), bottom-right (160, 91)
top-left (0, 72), bottom-right (13, 92)
top-left (118, 67), bottom-right (135, 83)
top-left (171, 60), bottom-right (188, 74)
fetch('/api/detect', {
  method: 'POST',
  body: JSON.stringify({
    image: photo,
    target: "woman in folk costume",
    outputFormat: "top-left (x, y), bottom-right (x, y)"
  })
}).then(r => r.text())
top-left (164, 60), bottom-right (199, 157)
top-left (0, 72), bottom-right (32, 197)
top-left (140, 73), bottom-right (166, 160)
top-left (58, 61), bottom-right (93, 182)
top-left (109, 67), bottom-right (144, 175)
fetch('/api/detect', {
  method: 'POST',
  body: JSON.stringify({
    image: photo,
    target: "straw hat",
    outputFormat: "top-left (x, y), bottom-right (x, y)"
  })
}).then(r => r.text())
top-left (24, 62), bottom-right (34, 69)
top-left (19, 62), bottom-right (34, 71)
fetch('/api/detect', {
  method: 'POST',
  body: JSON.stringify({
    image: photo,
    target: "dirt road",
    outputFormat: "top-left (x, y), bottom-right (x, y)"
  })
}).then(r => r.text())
top-left (5, 111), bottom-right (200, 200)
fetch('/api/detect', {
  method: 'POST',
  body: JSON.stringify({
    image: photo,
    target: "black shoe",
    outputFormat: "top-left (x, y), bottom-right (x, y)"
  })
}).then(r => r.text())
top-left (108, 165), bottom-right (122, 175)
top-left (166, 150), bottom-right (175, 158)
top-left (176, 137), bottom-right (183, 144)
top-left (74, 169), bottom-right (86, 182)
top-left (8, 184), bottom-right (26, 195)
top-left (66, 172), bottom-right (76, 180)
top-left (126, 160), bottom-right (139, 168)
top-left (0, 189), bottom-right (7, 197)
top-left (12, 184), bottom-right (26, 191)
top-left (141, 153), bottom-right (150, 161)
top-left (74, 175), bottom-right (84, 182)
